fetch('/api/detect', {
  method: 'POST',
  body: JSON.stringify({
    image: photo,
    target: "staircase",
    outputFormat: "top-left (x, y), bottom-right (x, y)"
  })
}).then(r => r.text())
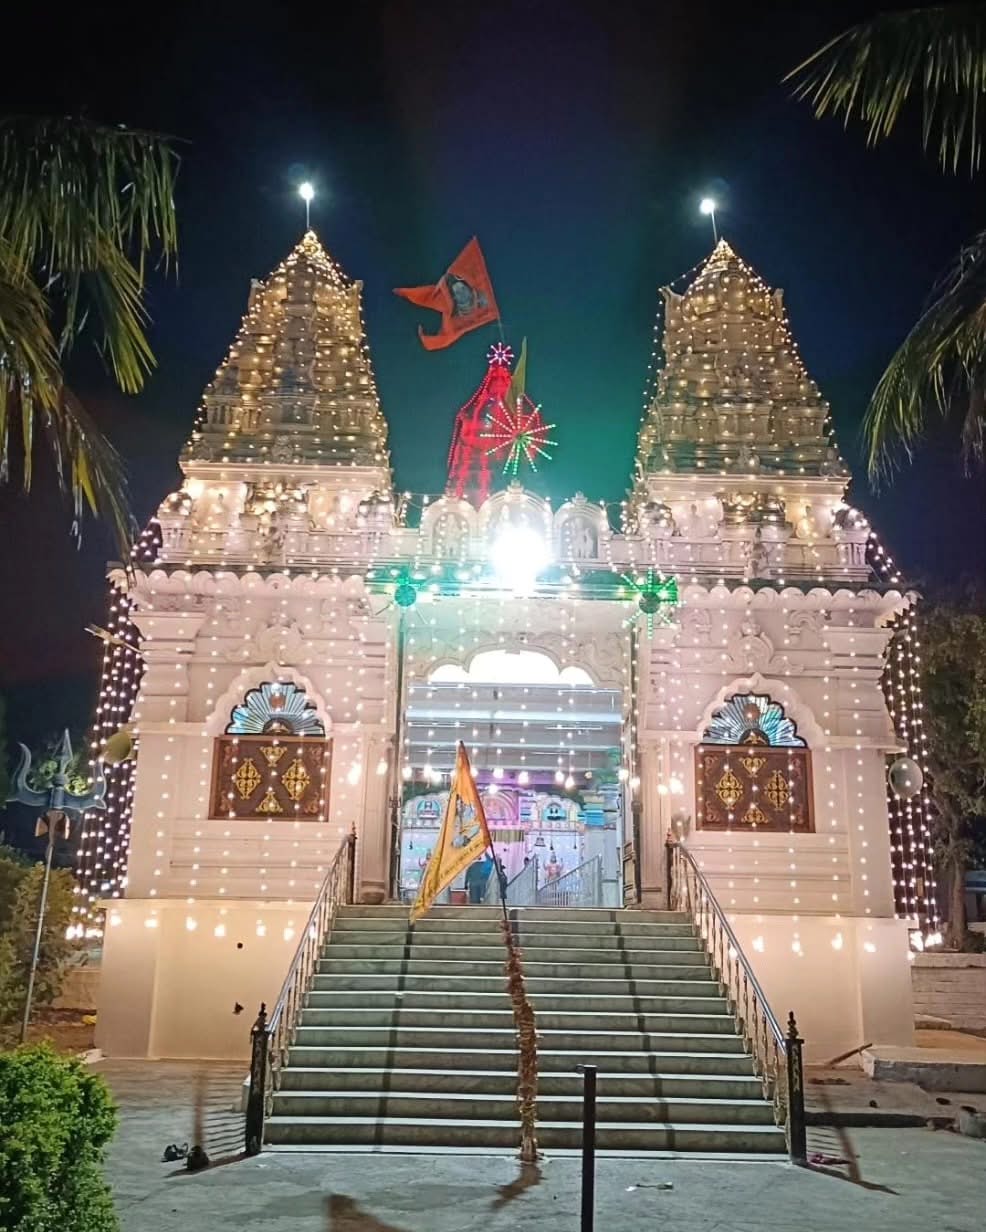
top-left (264, 905), bottom-right (786, 1154)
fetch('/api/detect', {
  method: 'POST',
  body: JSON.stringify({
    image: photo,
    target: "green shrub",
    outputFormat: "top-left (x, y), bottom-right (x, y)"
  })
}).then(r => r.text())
top-left (0, 848), bottom-right (76, 1038)
top-left (0, 1043), bottom-right (118, 1231)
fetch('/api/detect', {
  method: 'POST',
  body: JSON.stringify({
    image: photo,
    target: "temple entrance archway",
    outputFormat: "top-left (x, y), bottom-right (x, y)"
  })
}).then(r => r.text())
top-left (397, 644), bottom-right (627, 906)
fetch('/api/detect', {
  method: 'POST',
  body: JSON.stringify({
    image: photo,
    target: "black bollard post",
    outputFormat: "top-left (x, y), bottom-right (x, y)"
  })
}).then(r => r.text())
top-left (576, 1064), bottom-right (597, 1232)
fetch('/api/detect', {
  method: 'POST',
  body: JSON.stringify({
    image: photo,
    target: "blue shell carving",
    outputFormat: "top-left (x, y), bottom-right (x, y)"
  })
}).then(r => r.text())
top-left (702, 693), bottom-right (804, 748)
top-left (227, 681), bottom-right (325, 736)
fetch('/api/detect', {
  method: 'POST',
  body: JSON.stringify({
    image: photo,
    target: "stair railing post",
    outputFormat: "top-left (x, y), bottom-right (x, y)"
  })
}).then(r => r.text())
top-left (784, 1011), bottom-right (807, 1164)
top-left (245, 1002), bottom-right (269, 1155)
top-left (576, 1064), bottom-right (597, 1232)
top-left (346, 828), bottom-right (357, 904)
top-left (664, 831), bottom-right (675, 908)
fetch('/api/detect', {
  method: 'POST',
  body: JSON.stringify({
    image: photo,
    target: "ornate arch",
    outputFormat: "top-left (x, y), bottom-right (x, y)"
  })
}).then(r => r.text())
top-left (206, 662), bottom-right (332, 737)
top-left (696, 673), bottom-right (824, 748)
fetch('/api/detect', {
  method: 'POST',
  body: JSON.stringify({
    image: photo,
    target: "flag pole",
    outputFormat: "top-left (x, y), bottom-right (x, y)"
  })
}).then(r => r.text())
top-left (489, 840), bottom-right (539, 1164)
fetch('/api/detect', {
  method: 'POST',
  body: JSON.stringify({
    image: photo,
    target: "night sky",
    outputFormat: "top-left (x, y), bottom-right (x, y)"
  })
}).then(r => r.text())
top-left (1, 0), bottom-right (985, 746)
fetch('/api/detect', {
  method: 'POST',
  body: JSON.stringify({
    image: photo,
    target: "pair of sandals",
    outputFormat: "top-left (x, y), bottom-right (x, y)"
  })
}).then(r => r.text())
top-left (162, 1142), bottom-right (211, 1171)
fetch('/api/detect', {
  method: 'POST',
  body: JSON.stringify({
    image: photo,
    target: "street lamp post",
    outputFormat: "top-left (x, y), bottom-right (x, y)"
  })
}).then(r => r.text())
top-left (6, 730), bottom-right (107, 1042)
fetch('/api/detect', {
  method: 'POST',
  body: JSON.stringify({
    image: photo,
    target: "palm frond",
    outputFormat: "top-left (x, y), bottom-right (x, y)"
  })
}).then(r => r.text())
top-left (0, 115), bottom-right (179, 388)
top-left (864, 230), bottom-right (986, 477)
top-left (0, 115), bottom-right (179, 548)
top-left (787, 4), bottom-right (986, 174)
top-left (45, 391), bottom-right (135, 551)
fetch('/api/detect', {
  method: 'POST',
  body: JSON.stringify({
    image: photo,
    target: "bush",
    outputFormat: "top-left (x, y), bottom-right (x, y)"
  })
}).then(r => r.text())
top-left (0, 1043), bottom-right (118, 1231)
top-left (0, 847), bottom-right (76, 1039)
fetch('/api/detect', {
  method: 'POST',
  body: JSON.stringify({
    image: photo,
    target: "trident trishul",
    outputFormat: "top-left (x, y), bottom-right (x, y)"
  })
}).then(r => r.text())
top-left (6, 729), bottom-right (108, 1041)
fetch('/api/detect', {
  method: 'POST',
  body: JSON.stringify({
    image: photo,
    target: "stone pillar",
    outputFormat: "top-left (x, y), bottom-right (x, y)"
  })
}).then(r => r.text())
top-left (357, 732), bottom-right (392, 903)
top-left (638, 741), bottom-right (666, 907)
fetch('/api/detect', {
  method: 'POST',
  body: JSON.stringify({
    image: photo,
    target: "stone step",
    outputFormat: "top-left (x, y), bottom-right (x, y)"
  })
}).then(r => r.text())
top-left (292, 1025), bottom-right (748, 1053)
top-left (325, 936), bottom-right (703, 957)
top-left (276, 1067), bottom-right (766, 1100)
top-left (304, 990), bottom-right (729, 1014)
top-left (264, 1115), bottom-right (786, 1153)
top-left (269, 1089), bottom-right (778, 1126)
top-left (317, 958), bottom-right (711, 980)
top-left (285, 1045), bottom-right (757, 1076)
top-left (309, 973), bottom-right (722, 997)
top-left (336, 906), bottom-right (690, 924)
top-left (297, 1007), bottom-right (738, 1034)
top-left (333, 917), bottom-right (697, 938)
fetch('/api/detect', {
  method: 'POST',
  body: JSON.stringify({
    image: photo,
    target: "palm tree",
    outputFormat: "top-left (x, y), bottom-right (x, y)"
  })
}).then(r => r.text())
top-left (787, 5), bottom-right (986, 478)
top-left (0, 115), bottom-right (178, 547)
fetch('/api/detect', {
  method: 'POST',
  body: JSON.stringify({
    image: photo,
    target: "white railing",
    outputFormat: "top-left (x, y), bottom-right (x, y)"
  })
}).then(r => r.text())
top-left (536, 856), bottom-right (603, 908)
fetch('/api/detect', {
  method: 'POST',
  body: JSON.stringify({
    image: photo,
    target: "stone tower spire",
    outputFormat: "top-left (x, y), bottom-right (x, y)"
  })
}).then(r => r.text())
top-left (636, 239), bottom-right (845, 480)
top-left (630, 240), bottom-right (867, 581)
top-left (184, 230), bottom-right (391, 471)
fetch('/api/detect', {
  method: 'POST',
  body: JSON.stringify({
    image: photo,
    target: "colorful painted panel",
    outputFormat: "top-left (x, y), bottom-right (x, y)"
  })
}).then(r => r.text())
top-left (695, 745), bottom-right (813, 832)
top-left (210, 735), bottom-right (331, 820)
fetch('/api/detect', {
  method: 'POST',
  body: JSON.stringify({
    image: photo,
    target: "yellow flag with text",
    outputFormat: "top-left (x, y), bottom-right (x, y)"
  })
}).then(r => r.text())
top-left (410, 743), bottom-right (493, 922)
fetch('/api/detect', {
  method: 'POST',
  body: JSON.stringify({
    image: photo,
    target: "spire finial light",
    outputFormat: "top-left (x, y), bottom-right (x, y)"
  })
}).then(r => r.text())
top-left (299, 181), bottom-right (315, 230)
top-left (699, 196), bottom-right (718, 244)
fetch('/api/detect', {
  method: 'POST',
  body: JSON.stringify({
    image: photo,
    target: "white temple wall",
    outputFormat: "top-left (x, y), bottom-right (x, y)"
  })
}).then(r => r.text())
top-left (634, 593), bottom-right (913, 1057)
top-left (96, 899), bottom-right (304, 1059)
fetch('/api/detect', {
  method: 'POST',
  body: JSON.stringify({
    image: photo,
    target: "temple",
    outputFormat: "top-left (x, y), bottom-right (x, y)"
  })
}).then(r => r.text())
top-left (87, 233), bottom-right (932, 1089)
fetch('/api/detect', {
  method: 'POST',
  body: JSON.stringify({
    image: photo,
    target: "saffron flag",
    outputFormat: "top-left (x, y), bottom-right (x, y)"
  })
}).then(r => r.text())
top-left (395, 238), bottom-right (499, 351)
top-left (410, 742), bottom-right (493, 921)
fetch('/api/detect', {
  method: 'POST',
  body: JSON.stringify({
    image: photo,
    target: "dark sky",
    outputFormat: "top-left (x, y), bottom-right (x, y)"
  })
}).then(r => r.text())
top-left (1, 0), bottom-right (985, 743)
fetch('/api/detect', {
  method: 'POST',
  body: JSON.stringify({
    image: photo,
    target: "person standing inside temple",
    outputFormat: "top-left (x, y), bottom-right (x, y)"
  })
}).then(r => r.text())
top-left (465, 854), bottom-right (494, 904)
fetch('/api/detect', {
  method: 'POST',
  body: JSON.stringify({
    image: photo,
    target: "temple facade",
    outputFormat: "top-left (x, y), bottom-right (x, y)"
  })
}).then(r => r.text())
top-left (89, 234), bottom-right (930, 1062)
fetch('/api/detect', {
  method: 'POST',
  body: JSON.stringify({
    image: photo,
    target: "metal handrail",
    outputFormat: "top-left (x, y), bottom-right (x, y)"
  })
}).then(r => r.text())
top-left (667, 838), bottom-right (807, 1162)
top-left (536, 855), bottom-right (603, 908)
top-left (245, 831), bottom-right (356, 1154)
top-left (505, 856), bottom-right (538, 906)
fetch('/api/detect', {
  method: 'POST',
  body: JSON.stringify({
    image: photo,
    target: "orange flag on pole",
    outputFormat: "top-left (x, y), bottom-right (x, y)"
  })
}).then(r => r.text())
top-left (410, 742), bottom-right (493, 921)
top-left (395, 238), bottom-right (499, 351)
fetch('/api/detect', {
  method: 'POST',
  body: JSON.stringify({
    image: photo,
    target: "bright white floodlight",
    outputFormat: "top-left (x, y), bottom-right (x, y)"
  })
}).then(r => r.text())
top-left (299, 181), bottom-right (315, 227)
top-left (699, 196), bottom-right (716, 215)
top-left (491, 525), bottom-right (549, 595)
top-left (699, 196), bottom-right (718, 242)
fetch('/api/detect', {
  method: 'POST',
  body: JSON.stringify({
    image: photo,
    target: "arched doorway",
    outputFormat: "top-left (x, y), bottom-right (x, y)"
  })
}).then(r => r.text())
top-left (397, 646), bottom-right (625, 906)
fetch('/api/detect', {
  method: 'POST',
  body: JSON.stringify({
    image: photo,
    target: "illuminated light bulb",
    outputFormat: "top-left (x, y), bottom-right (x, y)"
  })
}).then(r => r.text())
top-left (256, 923), bottom-right (267, 937)
top-left (214, 923), bottom-right (226, 938)
top-left (347, 762), bottom-right (362, 786)
top-left (752, 936), bottom-right (765, 953)
top-left (564, 774), bottom-right (575, 790)
top-left (490, 525), bottom-right (549, 595)
top-left (283, 926), bottom-right (296, 942)
top-left (144, 917), bottom-right (158, 929)
top-left (185, 917), bottom-right (198, 932)
top-left (629, 776), bottom-right (641, 791)
top-left (657, 783), bottom-right (669, 796)
top-left (554, 770), bottom-right (565, 785)
top-left (487, 782), bottom-right (499, 795)
top-left (831, 933), bottom-right (844, 951)
top-left (375, 758), bottom-right (388, 776)
top-left (517, 770), bottom-right (530, 786)
top-left (863, 941), bottom-right (876, 954)
top-left (617, 767), bottom-right (629, 782)
top-left (492, 766), bottom-right (504, 780)
top-left (669, 775), bottom-right (684, 796)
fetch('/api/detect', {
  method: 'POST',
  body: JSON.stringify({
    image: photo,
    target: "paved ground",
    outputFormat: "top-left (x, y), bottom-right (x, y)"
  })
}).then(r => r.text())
top-left (97, 1061), bottom-right (985, 1232)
